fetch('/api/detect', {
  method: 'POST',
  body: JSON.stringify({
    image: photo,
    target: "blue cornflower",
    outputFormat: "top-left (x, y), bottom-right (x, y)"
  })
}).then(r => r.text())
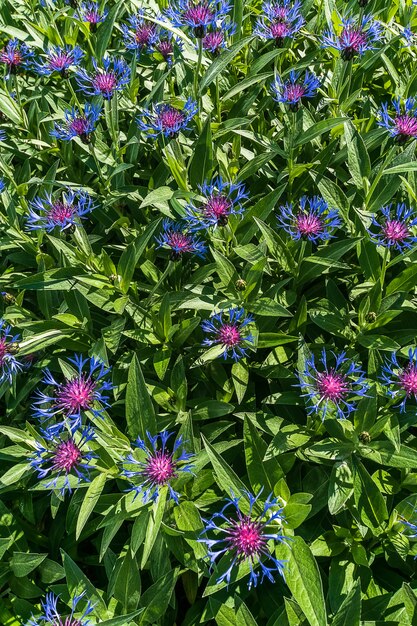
top-left (271, 70), bottom-right (320, 109)
top-left (75, 56), bottom-right (131, 99)
top-left (368, 203), bottom-right (417, 251)
top-left (76, 2), bottom-right (108, 30)
top-left (27, 591), bottom-right (94, 626)
top-left (378, 98), bottom-right (417, 144)
top-left (0, 130), bottom-right (6, 141)
top-left (184, 177), bottom-right (248, 230)
top-left (0, 177), bottom-right (5, 192)
top-left (0, 319), bottom-right (23, 383)
top-left (154, 30), bottom-right (184, 65)
top-left (50, 103), bottom-right (101, 143)
top-left (33, 45), bottom-right (84, 76)
top-left (121, 11), bottom-right (159, 54)
top-left (380, 348), bottom-right (417, 412)
top-left (298, 349), bottom-right (369, 421)
top-left (30, 425), bottom-right (96, 495)
top-left (122, 431), bottom-right (194, 503)
top-left (254, 1), bottom-right (304, 47)
top-left (27, 187), bottom-right (95, 232)
top-left (277, 195), bottom-right (341, 243)
top-left (165, 0), bottom-right (232, 37)
top-left (155, 219), bottom-right (207, 259)
top-left (199, 489), bottom-right (288, 590)
top-left (322, 15), bottom-right (383, 60)
top-left (137, 98), bottom-right (198, 138)
top-left (201, 307), bottom-right (254, 361)
top-left (0, 39), bottom-right (34, 75)
top-left (202, 20), bottom-right (236, 54)
top-left (402, 25), bottom-right (415, 46)
top-left (32, 354), bottom-right (113, 433)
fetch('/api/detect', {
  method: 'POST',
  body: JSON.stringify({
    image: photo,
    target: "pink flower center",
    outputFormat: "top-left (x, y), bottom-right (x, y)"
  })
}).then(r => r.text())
top-left (157, 40), bottom-right (174, 58)
top-left (0, 338), bottom-right (9, 366)
top-left (382, 219), bottom-right (410, 242)
top-left (272, 7), bottom-right (289, 21)
top-left (159, 107), bottom-right (185, 131)
top-left (218, 324), bottom-right (242, 347)
top-left (284, 83), bottom-right (306, 102)
top-left (203, 31), bottom-right (225, 50)
top-left (53, 439), bottom-right (82, 473)
top-left (296, 213), bottom-right (323, 236)
top-left (270, 22), bottom-right (290, 39)
top-left (93, 72), bottom-right (117, 94)
top-left (228, 517), bottom-right (265, 558)
top-left (394, 115), bottom-right (417, 137)
top-left (85, 11), bottom-right (100, 23)
top-left (48, 201), bottom-right (76, 225)
top-left (167, 232), bottom-right (192, 251)
top-left (0, 50), bottom-right (22, 66)
top-left (184, 4), bottom-right (214, 25)
top-left (399, 365), bottom-right (417, 396)
top-left (61, 620), bottom-right (83, 626)
top-left (69, 116), bottom-right (89, 135)
top-left (340, 28), bottom-right (367, 51)
top-left (144, 451), bottom-right (176, 484)
top-left (204, 195), bottom-right (231, 220)
top-left (135, 24), bottom-right (156, 46)
top-left (49, 53), bottom-right (71, 69)
top-left (316, 371), bottom-right (349, 401)
top-left (56, 376), bottom-right (97, 414)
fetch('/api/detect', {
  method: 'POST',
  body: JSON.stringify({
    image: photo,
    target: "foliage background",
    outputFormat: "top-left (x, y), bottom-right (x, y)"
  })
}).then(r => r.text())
top-left (2, 0), bottom-right (417, 624)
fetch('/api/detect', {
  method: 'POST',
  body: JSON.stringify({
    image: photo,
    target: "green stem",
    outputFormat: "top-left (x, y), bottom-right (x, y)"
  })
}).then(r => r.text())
top-left (89, 143), bottom-right (107, 190)
top-left (380, 246), bottom-right (389, 290)
top-left (215, 75), bottom-right (221, 123)
top-left (67, 79), bottom-right (82, 108)
top-left (194, 38), bottom-right (203, 130)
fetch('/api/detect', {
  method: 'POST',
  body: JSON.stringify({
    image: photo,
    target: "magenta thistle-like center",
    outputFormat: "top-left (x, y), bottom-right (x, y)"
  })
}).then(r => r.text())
top-left (184, 3), bottom-right (215, 25)
top-left (144, 451), bottom-right (176, 484)
top-left (61, 619), bottom-right (83, 626)
top-left (157, 40), bottom-right (174, 58)
top-left (316, 370), bottom-right (349, 401)
top-left (166, 232), bottom-right (193, 251)
top-left (203, 31), bottom-right (225, 50)
top-left (218, 324), bottom-right (242, 347)
top-left (227, 516), bottom-right (266, 558)
top-left (296, 213), bottom-right (323, 236)
top-left (49, 53), bottom-right (72, 70)
top-left (382, 219), bottom-right (410, 242)
top-left (394, 115), bottom-right (417, 138)
top-left (56, 376), bottom-right (97, 414)
top-left (135, 24), bottom-right (157, 46)
top-left (0, 50), bottom-right (22, 66)
top-left (0, 338), bottom-right (9, 366)
top-left (53, 439), bottom-right (82, 473)
top-left (93, 72), bottom-right (117, 94)
top-left (270, 22), bottom-right (290, 39)
top-left (48, 201), bottom-right (76, 225)
top-left (159, 107), bottom-right (185, 131)
top-left (69, 116), bottom-right (90, 135)
top-left (399, 365), bottom-right (417, 396)
top-left (204, 194), bottom-right (232, 220)
top-left (340, 28), bottom-right (367, 51)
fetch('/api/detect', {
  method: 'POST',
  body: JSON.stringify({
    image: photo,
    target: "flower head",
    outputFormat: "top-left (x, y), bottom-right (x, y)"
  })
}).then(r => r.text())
top-left (0, 39), bottom-right (34, 75)
top-left (0, 177), bottom-right (5, 192)
top-left (29, 426), bottom-right (96, 494)
top-left (155, 219), bottom-right (207, 259)
top-left (322, 15), bottom-right (382, 60)
top-left (378, 98), bottom-right (417, 145)
top-left (277, 195), bottom-right (341, 243)
top-left (33, 45), bottom-right (84, 77)
top-left (254, 1), bottom-right (305, 47)
top-left (137, 98), bottom-right (198, 138)
top-left (0, 319), bottom-right (23, 383)
top-left (32, 354), bottom-right (113, 433)
top-left (50, 103), bottom-right (101, 143)
top-left (75, 56), bottom-right (131, 99)
top-left (298, 349), bottom-right (369, 420)
top-left (271, 70), bottom-right (320, 109)
top-left (184, 177), bottom-right (248, 230)
top-left (121, 11), bottom-right (159, 53)
top-left (27, 591), bottom-right (94, 626)
top-left (202, 20), bottom-right (236, 54)
top-left (122, 431), bottom-right (194, 503)
top-left (380, 348), bottom-right (417, 412)
top-left (154, 31), bottom-right (184, 65)
top-left (27, 188), bottom-right (95, 232)
top-left (76, 2), bottom-right (108, 30)
top-left (165, 0), bottom-right (232, 37)
top-left (199, 490), bottom-right (288, 589)
top-left (368, 203), bottom-right (417, 251)
top-left (201, 307), bottom-right (254, 361)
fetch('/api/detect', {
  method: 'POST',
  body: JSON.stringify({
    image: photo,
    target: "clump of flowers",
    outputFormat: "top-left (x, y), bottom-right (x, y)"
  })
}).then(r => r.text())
top-left (0, 319), bottom-right (23, 383)
top-left (184, 177), bottom-right (248, 230)
top-left (277, 195), bottom-right (341, 243)
top-left (76, 2), bottom-right (108, 31)
top-left (0, 39), bottom-right (34, 75)
top-left (27, 591), bottom-right (94, 626)
top-left (202, 307), bottom-right (254, 361)
top-left (33, 45), bottom-right (84, 77)
top-left (30, 426), bottom-right (96, 494)
top-left (75, 56), bottom-right (131, 99)
top-left (368, 203), bottom-right (417, 252)
top-left (378, 98), bottom-right (417, 145)
top-left (137, 98), bottom-right (198, 138)
top-left (199, 490), bottom-right (288, 589)
top-left (254, 1), bottom-right (305, 47)
top-left (32, 354), bottom-right (113, 433)
top-left (122, 431), bottom-right (194, 503)
top-left (50, 103), bottom-right (101, 143)
top-left (298, 349), bottom-right (369, 420)
top-left (271, 70), bottom-right (320, 110)
top-left (381, 348), bottom-right (417, 412)
top-left (27, 188), bottom-right (96, 232)
top-left (322, 15), bottom-right (382, 60)
top-left (155, 219), bottom-right (207, 259)
top-left (165, 0), bottom-right (232, 38)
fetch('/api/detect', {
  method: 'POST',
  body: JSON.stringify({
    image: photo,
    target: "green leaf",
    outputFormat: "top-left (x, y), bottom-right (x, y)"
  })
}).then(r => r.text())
top-left (189, 115), bottom-right (213, 187)
top-left (95, 0), bottom-right (123, 59)
top-left (202, 434), bottom-right (247, 497)
top-left (99, 612), bottom-right (145, 626)
top-left (126, 354), bottom-right (157, 439)
top-left (61, 550), bottom-right (107, 618)
top-left (332, 579), bottom-right (361, 626)
top-left (244, 416), bottom-right (282, 492)
top-left (386, 265), bottom-right (417, 295)
top-left (236, 602), bottom-right (258, 626)
top-left (345, 120), bottom-right (371, 188)
top-left (76, 472), bottom-right (107, 540)
top-left (117, 219), bottom-right (161, 294)
top-left (10, 552), bottom-right (47, 577)
top-left (138, 568), bottom-right (178, 625)
top-left (353, 461), bottom-right (388, 531)
top-left (141, 488), bottom-right (167, 568)
top-left (328, 461), bottom-right (354, 515)
top-left (294, 118), bottom-right (348, 147)
top-left (199, 37), bottom-right (252, 92)
top-left (114, 551), bottom-right (141, 613)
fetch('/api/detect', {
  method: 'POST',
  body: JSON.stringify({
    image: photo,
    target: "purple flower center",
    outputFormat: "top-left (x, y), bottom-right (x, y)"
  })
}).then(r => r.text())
top-left (166, 231), bottom-right (193, 251)
top-left (203, 31), bottom-right (225, 51)
top-left (272, 7), bottom-right (289, 20)
top-left (56, 376), bottom-right (97, 414)
top-left (62, 620), bottom-right (83, 626)
top-left (49, 53), bottom-right (72, 70)
top-left (144, 451), bottom-right (176, 484)
top-left (184, 3), bottom-right (215, 26)
top-left (394, 115), bottom-right (417, 138)
top-left (296, 213), bottom-right (323, 236)
top-left (135, 23), bottom-right (157, 46)
top-left (157, 40), bottom-right (174, 58)
top-left (69, 116), bottom-right (90, 136)
top-left (159, 107), bottom-right (185, 132)
top-left (85, 10), bottom-right (100, 23)
top-left (382, 219), bottom-right (410, 243)
top-left (92, 72), bottom-right (117, 95)
top-left (316, 371), bottom-right (349, 401)
top-left (204, 194), bottom-right (231, 222)
top-left (218, 323), bottom-right (242, 347)
top-left (52, 439), bottom-right (82, 473)
top-left (284, 83), bottom-right (306, 102)
top-left (227, 516), bottom-right (266, 558)
top-left (340, 28), bottom-right (367, 52)
top-left (0, 338), bottom-right (10, 366)
top-left (270, 21), bottom-right (290, 39)
top-left (48, 201), bottom-right (76, 225)
top-left (399, 364), bottom-right (417, 396)
top-left (0, 50), bottom-right (22, 66)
